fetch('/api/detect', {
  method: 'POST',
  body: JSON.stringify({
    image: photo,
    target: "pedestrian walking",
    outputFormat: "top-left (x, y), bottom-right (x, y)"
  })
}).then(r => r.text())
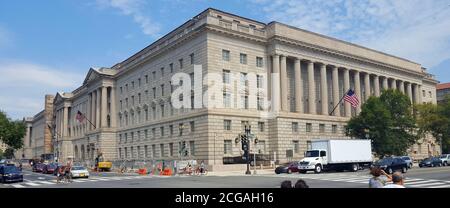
top-left (280, 180), bottom-right (292, 188)
top-left (383, 172), bottom-right (405, 188)
top-left (369, 167), bottom-right (392, 188)
top-left (294, 179), bottom-right (309, 188)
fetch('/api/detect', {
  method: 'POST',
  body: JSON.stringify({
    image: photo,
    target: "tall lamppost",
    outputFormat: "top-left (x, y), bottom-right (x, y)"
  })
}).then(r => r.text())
top-left (235, 125), bottom-right (252, 175)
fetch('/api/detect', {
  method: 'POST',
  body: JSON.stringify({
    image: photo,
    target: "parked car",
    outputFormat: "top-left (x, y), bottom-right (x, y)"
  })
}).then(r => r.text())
top-left (42, 163), bottom-right (58, 174)
top-left (0, 165), bottom-right (23, 183)
top-left (32, 163), bottom-right (45, 172)
top-left (439, 154), bottom-right (450, 166)
top-left (419, 157), bottom-right (443, 168)
top-left (401, 156), bottom-right (414, 169)
top-left (275, 162), bottom-right (299, 174)
top-left (70, 166), bottom-right (89, 178)
top-left (372, 157), bottom-right (408, 174)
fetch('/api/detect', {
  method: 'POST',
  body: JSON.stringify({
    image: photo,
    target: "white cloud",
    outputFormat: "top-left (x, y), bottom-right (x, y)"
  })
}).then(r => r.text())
top-left (0, 60), bottom-right (84, 120)
top-left (96, 0), bottom-right (160, 37)
top-left (250, 0), bottom-right (450, 68)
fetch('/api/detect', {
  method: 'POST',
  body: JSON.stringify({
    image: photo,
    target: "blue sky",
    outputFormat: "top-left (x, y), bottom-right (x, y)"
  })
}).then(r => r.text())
top-left (1, 0), bottom-right (450, 119)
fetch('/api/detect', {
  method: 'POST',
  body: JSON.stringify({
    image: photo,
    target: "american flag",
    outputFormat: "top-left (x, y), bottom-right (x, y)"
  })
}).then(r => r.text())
top-left (76, 111), bottom-right (85, 123)
top-left (344, 89), bottom-right (359, 108)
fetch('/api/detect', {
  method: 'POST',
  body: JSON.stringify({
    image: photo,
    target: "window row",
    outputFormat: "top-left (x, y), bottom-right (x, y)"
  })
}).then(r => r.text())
top-left (222, 50), bottom-right (264, 68)
top-left (118, 141), bottom-right (195, 159)
top-left (118, 121), bottom-right (195, 143)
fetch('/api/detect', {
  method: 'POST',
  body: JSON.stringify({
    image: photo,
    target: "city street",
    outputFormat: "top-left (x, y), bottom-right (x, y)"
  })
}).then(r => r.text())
top-left (1, 166), bottom-right (450, 188)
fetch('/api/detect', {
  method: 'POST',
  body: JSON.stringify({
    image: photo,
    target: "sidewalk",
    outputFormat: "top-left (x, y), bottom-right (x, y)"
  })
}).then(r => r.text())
top-left (208, 169), bottom-right (275, 176)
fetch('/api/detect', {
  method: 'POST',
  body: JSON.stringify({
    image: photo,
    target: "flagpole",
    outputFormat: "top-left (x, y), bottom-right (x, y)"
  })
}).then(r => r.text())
top-left (78, 111), bottom-right (96, 129)
top-left (329, 89), bottom-right (350, 116)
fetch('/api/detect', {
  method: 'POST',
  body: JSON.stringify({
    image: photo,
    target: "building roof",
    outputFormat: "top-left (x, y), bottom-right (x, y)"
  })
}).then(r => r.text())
top-left (437, 83), bottom-right (450, 90)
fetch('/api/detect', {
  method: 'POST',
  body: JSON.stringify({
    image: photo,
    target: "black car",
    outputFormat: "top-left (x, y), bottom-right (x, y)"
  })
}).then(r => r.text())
top-left (373, 157), bottom-right (408, 174)
top-left (419, 157), bottom-right (443, 168)
top-left (275, 162), bottom-right (300, 174)
top-left (0, 165), bottom-right (23, 183)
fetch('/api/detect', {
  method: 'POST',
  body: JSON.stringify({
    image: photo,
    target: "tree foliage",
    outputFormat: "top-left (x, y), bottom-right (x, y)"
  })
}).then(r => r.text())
top-left (417, 95), bottom-right (450, 153)
top-left (346, 90), bottom-right (418, 157)
top-left (0, 111), bottom-right (26, 151)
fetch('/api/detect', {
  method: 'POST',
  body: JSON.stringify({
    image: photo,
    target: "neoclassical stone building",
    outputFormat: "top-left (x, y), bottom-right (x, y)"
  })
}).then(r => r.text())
top-left (20, 8), bottom-right (438, 169)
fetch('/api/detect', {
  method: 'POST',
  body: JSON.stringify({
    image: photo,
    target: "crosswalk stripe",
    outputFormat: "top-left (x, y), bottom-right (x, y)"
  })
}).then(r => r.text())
top-left (406, 180), bottom-right (433, 185)
top-left (37, 181), bottom-right (54, 185)
top-left (24, 182), bottom-right (40, 186)
top-left (11, 184), bottom-right (25, 188)
top-left (429, 184), bottom-right (450, 188)
top-left (409, 182), bottom-right (446, 187)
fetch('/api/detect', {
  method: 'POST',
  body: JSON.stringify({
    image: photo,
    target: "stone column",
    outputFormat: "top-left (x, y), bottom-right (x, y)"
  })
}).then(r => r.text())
top-left (96, 88), bottom-right (101, 128)
top-left (63, 107), bottom-right (68, 137)
top-left (101, 86), bottom-right (108, 128)
top-left (92, 92), bottom-right (96, 130)
top-left (320, 63), bottom-right (328, 115)
top-left (294, 58), bottom-right (303, 113)
top-left (280, 55), bottom-right (288, 112)
top-left (344, 68), bottom-right (351, 117)
top-left (413, 84), bottom-right (420, 104)
top-left (332, 66), bottom-right (340, 116)
top-left (407, 82), bottom-right (413, 104)
top-left (354, 70), bottom-right (361, 114)
top-left (418, 85), bottom-right (423, 104)
top-left (110, 86), bottom-right (117, 128)
top-left (382, 77), bottom-right (389, 90)
top-left (271, 55), bottom-right (281, 112)
top-left (87, 93), bottom-right (91, 130)
top-left (374, 75), bottom-right (380, 97)
top-left (364, 73), bottom-right (370, 101)
top-left (391, 79), bottom-right (397, 90)
top-left (399, 81), bottom-right (405, 93)
top-left (308, 61), bottom-right (316, 114)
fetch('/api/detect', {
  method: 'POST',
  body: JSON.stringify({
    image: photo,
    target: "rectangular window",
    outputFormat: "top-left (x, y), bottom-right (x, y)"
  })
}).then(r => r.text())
top-left (152, 71), bottom-right (156, 80)
top-left (144, 129), bottom-right (148, 139)
top-left (160, 67), bottom-right (164, 78)
top-left (190, 73), bottom-right (194, 88)
top-left (152, 107), bottom-right (156, 120)
top-left (161, 84), bottom-right (165, 97)
top-left (422, 90), bottom-right (426, 97)
top-left (258, 122), bottom-right (265, 132)
top-left (161, 104), bottom-right (165, 117)
top-left (240, 95), bottom-right (248, 109)
top-left (179, 59), bottom-right (184, 69)
top-left (240, 72), bottom-right (248, 87)
top-left (306, 123), bottom-right (312, 133)
top-left (160, 126), bottom-right (164, 137)
top-left (126, 84), bottom-right (128, 92)
top-left (131, 96), bottom-right (135, 106)
top-left (189, 141), bottom-right (195, 156)
top-left (144, 145), bottom-right (148, 158)
top-left (152, 128), bottom-right (156, 138)
top-left (307, 141), bottom-right (312, 150)
top-left (257, 75), bottom-right (263, 88)
top-left (224, 120), bottom-right (231, 130)
top-left (169, 125), bottom-right (173, 136)
top-left (190, 121), bottom-right (195, 133)
top-left (170, 63), bottom-right (173, 73)
top-left (130, 147), bottom-right (134, 158)
top-left (222, 50), bottom-right (230, 61)
top-left (179, 123), bottom-right (184, 136)
top-left (145, 75), bottom-right (148, 84)
top-left (223, 70), bottom-right (230, 84)
top-left (240, 53), bottom-right (247, 64)
top-left (224, 140), bottom-right (232, 155)
top-left (223, 93), bottom-right (231, 108)
top-left (152, 87), bottom-right (156, 99)
top-left (292, 122), bottom-right (299, 133)
top-left (256, 57), bottom-right (263, 67)
top-left (138, 93), bottom-right (141, 104)
top-left (124, 147), bottom-right (128, 159)
top-left (120, 100), bottom-right (123, 110)
top-left (257, 96), bottom-right (263, 111)
top-left (119, 148), bottom-right (122, 159)
top-left (138, 78), bottom-right (141, 87)
top-left (169, 143), bottom-right (174, 157)
top-left (160, 144), bottom-right (164, 157)
top-left (137, 131), bottom-right (140, 141)
top-left (332, 125), bottom-right (337, 134)
top-left (120, 87), bottom-right (123, 94)
top-left (137, 146), bottom-right (140, 159)
top-left (190, 53), bottom-right (194, 64)
top-left (131, 132), bottom-right (134, 142)
top-left (319, 124), bottom-right (325, 133)
top-left (258, 140), bottom-right (266, 153)
top-left (132, 81), bottom-right (135, 89)
top-left (293, 141), bottom-right (299, 154)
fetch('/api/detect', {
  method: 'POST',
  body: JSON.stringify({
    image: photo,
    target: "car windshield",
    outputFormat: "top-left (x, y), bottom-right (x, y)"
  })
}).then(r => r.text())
top-left (305, 151), bottom-right (319, 157)
top-left (402, 157), bottom-right (410, 160)
top-left (440, 155), bottom-right (448, 159)
top-left (2, 166), bottom-right (19, 173)
top-left (376, 158), bottom-right (393, 165)
top-left (72, 167), bottom-right (86, 171)
top-left (423, 158), bottom-right (432, 162)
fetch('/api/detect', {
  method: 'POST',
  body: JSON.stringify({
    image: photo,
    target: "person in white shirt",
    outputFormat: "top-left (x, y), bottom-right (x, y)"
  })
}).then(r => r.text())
top-left (383, 172), bottom-right (405, 188)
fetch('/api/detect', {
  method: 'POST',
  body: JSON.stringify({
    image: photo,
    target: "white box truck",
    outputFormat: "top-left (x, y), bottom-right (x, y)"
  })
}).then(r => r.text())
top-left (298, 139), bottom-right (373, 174)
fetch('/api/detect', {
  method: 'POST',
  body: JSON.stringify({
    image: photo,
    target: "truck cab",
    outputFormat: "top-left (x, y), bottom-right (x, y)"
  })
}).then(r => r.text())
top-left (298, 149), bottom-right (328, 173)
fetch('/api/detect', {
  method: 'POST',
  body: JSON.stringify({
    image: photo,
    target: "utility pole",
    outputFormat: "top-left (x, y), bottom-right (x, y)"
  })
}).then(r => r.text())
top-left (244, 125), bottom-right (251, 175)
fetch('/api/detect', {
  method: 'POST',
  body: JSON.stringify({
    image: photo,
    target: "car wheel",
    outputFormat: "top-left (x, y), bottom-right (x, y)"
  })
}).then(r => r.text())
top-left (314, 165), bottom-right (322, 174)
top-left (445, 162), bottom-right (448, 166)
top-left (439, 163), bottom-right (442, 167)
top-left (351, 164), bottom-right (359, 172)
top-left (287, 169), bottom-right (292, 174)
top-left (409, 163), bottom-right (413, 169)
top-left (387, 168), bottom-right (393, 174)
top-left (402, 166), bottom-right (407, 173)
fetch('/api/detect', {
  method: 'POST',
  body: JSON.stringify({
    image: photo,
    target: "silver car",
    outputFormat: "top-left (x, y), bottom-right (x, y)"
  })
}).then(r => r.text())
top-left (401, 156), bottom-right (414, 168)
top-left (439, 154), bottom-right (450, 166)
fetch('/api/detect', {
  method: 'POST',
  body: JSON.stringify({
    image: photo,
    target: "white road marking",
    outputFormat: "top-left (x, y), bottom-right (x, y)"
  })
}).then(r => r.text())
top-left (37, 181), bottom-right (55, 185)
top-left (24, 182), bottom-right (40, 186)
top-left (406, 180), bottom-right (435, 185)
top-left (409, 182), bottom-right (446, 187)
top-left (429, 184), bottom-right (450, 188)
top-left (11, 184), bottom-right (25, 188)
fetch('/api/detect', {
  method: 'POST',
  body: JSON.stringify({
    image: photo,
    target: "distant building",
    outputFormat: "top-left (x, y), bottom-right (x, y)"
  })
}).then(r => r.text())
top-left (437, 83), bottom-right (450, 104)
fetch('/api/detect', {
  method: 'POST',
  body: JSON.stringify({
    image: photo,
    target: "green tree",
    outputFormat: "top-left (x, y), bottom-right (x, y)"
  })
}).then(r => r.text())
top-left (0, 111), bottom-right (26, 155)
top-left (0, 149), bottom-right (3, 160)
top-left (346, 90), bottom-right (418, 157)
top-left (417, 95), bottom-right (450, 153)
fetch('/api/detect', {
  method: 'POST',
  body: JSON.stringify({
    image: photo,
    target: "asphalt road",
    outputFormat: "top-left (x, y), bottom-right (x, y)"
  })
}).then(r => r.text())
top-left (1, 166), bottom-right (450, 188)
